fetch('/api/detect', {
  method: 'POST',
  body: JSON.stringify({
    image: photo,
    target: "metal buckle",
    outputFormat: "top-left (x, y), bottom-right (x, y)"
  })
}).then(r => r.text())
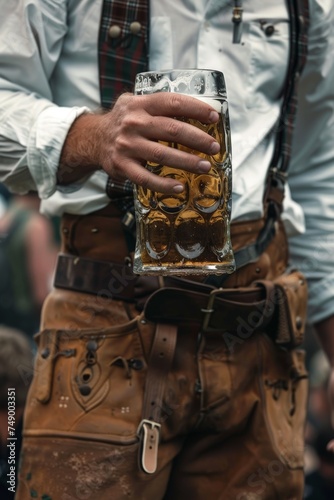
top-left (200, 288), bottom-right (224, 332)
top-left (137, 419), bottom-right (161, 474)
top-left (136, 419), bottom-right (161, 438)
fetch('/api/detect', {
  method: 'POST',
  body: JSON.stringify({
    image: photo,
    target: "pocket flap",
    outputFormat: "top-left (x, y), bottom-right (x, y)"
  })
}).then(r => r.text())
top-left (273, 270), bottom-right (308, 348)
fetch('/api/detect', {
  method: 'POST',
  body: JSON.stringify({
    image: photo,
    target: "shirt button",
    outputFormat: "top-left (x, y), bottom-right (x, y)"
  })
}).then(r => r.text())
top-left (265, 25), bottom-right (275, 37)
top-left (130, 21), bottom-right (142, 35)
top-left (108, 25), bottom-right (121, 39)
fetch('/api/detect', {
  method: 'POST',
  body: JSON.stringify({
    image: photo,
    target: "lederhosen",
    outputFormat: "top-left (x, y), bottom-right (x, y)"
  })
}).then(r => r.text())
top-left (16, 2), bottom-right (312, 499)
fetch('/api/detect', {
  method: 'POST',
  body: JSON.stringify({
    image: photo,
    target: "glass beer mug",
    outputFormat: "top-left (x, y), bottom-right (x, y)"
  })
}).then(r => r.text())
top-left (133, 69), bottom-right (235, 276)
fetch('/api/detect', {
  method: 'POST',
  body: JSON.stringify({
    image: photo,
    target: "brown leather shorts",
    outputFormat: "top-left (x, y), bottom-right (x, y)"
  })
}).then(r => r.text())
top-left (16, 207), bottom-right (308, 500)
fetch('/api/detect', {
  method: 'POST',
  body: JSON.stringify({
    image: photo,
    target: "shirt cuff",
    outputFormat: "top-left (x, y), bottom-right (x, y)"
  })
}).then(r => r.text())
top-left (27, 105), bottom-right (90, 199)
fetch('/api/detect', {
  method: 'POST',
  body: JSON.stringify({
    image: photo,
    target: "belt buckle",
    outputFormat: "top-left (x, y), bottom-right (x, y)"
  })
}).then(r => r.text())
top-left (201, 288), bottom-right (223, 332)
top-left (136, 419), bottom-right (161, 438)
top-left (137, 419), bottom-right (161, 474)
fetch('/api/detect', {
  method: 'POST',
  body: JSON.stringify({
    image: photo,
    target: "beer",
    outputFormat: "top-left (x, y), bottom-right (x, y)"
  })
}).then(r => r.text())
top-left (133, 70), bottom-right (235, 275)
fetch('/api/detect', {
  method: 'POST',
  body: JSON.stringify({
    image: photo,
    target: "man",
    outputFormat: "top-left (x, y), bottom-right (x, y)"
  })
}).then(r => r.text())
top-left (0, 0), bottom-right (334, 498)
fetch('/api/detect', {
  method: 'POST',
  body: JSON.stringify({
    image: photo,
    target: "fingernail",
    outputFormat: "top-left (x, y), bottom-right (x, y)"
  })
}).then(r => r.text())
top-left (173, 184), bottom-right (184, 193)
top-left (198, 160), bottom-right (211, 173)
top-left (209, 110), bottom-right (219, 122)
top-left (210, 142), bottom-right (220, 155)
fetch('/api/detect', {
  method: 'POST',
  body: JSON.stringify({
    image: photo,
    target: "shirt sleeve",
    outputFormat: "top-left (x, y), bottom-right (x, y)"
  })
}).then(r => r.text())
top-left (0, 0), bottom-right (89, 198)
top-left (288, 0), bottom-right (334, 324)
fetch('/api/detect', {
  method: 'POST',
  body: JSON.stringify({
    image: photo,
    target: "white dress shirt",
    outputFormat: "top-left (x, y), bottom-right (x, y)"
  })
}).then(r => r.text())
top-left (0, 0), bottom-right (334, 323)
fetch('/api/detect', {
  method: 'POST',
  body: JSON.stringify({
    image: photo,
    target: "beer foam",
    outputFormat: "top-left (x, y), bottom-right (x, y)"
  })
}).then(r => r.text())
top-left (192, 96), bottom-right (222, 113)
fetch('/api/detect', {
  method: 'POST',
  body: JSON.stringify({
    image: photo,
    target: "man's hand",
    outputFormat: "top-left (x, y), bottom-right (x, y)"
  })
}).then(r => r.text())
top-left (57, 92), bottom-right (220, 193)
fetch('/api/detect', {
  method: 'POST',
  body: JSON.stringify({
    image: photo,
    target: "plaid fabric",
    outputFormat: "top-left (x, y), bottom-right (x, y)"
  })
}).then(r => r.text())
top-left (98, 0), bottom-right (149, 109)
top-left (98, 0), bottom-right (149, 211)
top-left (106, 177), bottom-right (134, 213)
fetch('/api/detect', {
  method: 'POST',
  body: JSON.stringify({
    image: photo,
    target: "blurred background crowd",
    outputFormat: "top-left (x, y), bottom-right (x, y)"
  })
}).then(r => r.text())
top-left (0, 183), bottom-right (59, 499)
top-left (0, 182), bottom-right (333, 499)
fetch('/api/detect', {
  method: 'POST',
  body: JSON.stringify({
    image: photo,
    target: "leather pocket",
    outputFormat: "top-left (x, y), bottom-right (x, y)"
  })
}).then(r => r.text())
top-left (255, 269), bottom-right (308, 348)
top-left (24, 317), bottom-right (151, 444)
top-left (259, 336), bottom-right (308, 469)
top-left (273, 270), bottom-right (308, 348)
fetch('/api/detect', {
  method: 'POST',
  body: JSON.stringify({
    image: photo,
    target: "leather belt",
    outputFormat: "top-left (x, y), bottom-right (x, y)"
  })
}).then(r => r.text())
top-left (143, 284), bottom-right (274, 334)
top-left (54, 253), bottom-right (137, 302)
top-left (54, 253), bottom-right (275, 336)
top-left (54, 253), bottom-right (270, 313)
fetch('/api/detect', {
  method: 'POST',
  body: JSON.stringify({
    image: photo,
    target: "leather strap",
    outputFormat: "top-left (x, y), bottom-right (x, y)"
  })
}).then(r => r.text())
top-left (35, 329), bottom-right (58, 404)
top-left (54, 253), bottom-right (273, 313)
top-left (205, 211), bottom-right (277, 287)
top-left (143, 286), bottom-right (274, 334)
top-left (137, 323), bottom-right (178, 474)
top-left (54, 253), bottom-right (136, 302)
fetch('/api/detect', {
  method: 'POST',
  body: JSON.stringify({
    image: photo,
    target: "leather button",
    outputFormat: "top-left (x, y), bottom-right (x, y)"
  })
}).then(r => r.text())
top-left (130, 21), bottom-right (141, 35)
top-left (41, 347), bottom-right (50, 359)
top-left (265, 25), bottom-right (275, 37)
top-left (296, 316), bottom-right (303, 330)
top-left (129, 358), bottom-right (144, 370)
top-left (86, 340), bottom-right (98, 351)
top-left (79, 385), bottom-right (91, 396)
top-left (108, 25), bottom-right (121, 39)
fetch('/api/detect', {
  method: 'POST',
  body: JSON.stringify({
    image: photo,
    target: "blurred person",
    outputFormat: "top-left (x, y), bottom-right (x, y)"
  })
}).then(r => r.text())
top-left (0, 1), bottom-right (333, 499)
top-left (308, 349), bottom-right (332, 431)
top-left (0, 326), bottom-right (34, 500)
top-left (304, 349), bottom-right (331, 479)
top-left (0, 183), bottom-right (11, 218)
top-left (0, 193), bottom-right (58, 338)
top-left (304, 426), bottom-right (334, 500)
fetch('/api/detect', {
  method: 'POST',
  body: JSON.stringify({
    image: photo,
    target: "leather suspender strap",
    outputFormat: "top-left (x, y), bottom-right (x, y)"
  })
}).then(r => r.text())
top-left (206, 207), bottom-right (277, 288)
top-left (268, 0), bottom-right (310, 181)
top-left (264, 0), bottom-right (310, 211)
top-left (137, 323), bottom-right (178, 474)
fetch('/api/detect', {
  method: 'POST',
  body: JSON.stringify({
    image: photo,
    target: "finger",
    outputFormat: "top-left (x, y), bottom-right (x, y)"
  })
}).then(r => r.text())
top-left (115, 159), bottom-right (188, 194)
top-left (137, 116), bottom-right (220, 157)
top-left (137, 93), bottom-right (220, 123)
top-left (132, 138), bottom-right (218, 175)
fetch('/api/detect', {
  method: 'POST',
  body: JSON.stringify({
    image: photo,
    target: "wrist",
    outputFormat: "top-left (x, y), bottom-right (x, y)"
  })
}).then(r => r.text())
top-left (57, 112), bottom-right (104, 185)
